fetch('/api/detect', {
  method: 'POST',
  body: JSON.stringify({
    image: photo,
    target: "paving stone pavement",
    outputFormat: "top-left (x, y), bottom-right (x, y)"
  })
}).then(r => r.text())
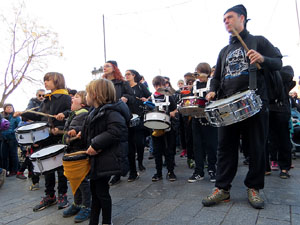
top-left (1, 150), bottom-right (300, 225)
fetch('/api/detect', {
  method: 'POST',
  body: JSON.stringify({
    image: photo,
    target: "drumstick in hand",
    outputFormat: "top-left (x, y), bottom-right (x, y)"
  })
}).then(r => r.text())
top-left (230, 26), bottom-right (261, 70)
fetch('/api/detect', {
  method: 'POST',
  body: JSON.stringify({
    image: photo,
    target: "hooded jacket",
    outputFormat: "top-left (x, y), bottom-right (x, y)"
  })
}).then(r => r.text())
top-left (81, 100), bottom-right (131, 180)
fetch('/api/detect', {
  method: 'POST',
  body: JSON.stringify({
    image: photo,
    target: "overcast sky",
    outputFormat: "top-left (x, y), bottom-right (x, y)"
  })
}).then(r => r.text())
top-left (1, 0), bottom-right (299, 110)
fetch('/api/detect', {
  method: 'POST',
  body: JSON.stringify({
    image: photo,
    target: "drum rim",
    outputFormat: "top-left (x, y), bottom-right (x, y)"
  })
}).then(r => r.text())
top-left (181, 96), bottom-right (205, 100)
top-left (30, 144), bottom-right (66, 160)
top-left (63, 154), bottom-right (88, 161)
top-left (16, 122), bottom-right (48, 133)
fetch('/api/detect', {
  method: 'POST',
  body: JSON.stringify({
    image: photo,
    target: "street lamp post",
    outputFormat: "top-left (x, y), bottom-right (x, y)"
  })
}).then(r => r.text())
top-left (91, 66), bottom-right (104, 79)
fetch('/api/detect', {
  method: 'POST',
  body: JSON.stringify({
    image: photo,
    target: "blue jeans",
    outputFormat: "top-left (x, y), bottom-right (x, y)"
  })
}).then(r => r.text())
top-left (0, 138), bottom-right (19, 172)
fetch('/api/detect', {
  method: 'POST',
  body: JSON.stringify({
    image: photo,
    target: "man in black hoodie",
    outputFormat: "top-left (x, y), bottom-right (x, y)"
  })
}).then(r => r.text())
top-left (202, 4), bottom-right (282, 209)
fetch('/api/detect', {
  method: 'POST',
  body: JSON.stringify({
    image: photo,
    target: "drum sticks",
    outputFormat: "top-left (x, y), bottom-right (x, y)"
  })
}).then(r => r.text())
top-left (230, 27), bottom-right (261, 70)
top-left (23, 110), bottom-right (56, 118)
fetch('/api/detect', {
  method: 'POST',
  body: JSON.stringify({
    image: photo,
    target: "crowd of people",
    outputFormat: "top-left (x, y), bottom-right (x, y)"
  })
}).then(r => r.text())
top-left (0, 4), bottom-right (299, 225)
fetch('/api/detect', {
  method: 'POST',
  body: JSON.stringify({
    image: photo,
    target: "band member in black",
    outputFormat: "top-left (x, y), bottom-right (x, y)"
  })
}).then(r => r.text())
top-left (125, 69), bottom-right (151, 181)
top-left (203, 4), bottom-right (282, 209)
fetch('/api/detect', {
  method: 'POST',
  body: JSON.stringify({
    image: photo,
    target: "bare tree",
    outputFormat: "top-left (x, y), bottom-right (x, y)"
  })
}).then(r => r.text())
top-left (0, 2), bottom-right (62, 107)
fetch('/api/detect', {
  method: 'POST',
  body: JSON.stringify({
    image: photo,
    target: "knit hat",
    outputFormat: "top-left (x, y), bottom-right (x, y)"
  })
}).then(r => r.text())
top-left (224, 4), bottom-right (247, 19)
top-left (106, 60), bottom-right (118, 67)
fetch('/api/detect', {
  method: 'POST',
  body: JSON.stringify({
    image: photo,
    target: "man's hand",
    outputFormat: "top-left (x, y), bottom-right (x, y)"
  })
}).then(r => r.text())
top-left (247, 49), bottom-right (264, 65)
top-left (206, 92), bottom-right (216, 101)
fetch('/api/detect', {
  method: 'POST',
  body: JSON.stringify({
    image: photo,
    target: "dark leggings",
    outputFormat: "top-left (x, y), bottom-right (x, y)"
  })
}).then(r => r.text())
top-left (89, 176), bottom-right (111, 225)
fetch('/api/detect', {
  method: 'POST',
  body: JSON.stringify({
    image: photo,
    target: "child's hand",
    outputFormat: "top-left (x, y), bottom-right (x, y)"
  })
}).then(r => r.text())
top-left (86, 146), bottom-right (98, 155)
top-left (68, 129), bottom-right (77, 137)
top-left (55, 113), bottom-right (65, 121)
top-left (121, 96), bottom-right (128, 103)
top-left (13, 111), bottom-right (22, 117)
top-left (51, 128), bottom-right (59, 135)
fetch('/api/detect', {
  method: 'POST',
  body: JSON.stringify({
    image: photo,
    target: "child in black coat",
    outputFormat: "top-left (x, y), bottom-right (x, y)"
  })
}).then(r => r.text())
top-left (83, 79), bottom-right (131, 225)
top-left (55, 91), bottom-right (91, 223)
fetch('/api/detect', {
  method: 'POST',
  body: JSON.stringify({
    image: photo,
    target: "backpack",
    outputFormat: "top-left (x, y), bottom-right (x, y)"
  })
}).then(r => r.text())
top-left (264, 69), bottom-right (285, 104)
top-left (265, 66), bottom-right (295, 112)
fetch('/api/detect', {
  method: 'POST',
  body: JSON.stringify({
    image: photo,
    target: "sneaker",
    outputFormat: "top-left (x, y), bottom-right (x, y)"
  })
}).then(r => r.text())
top-left (202, 188), bottom-right (230, 207)
top-left (29, 183), bottom-right (39, 191)
top-left (167, 171), bottom-right (177, 181)
top-left (58, 193), bottom-right (69, 209)
top-left (148, 152), bottom-right (154, 160)
top-left (188, 173), bottom-right (204, 183)
top-left (109, 175), bottom-right (121, 186)
top-left (187, 159), bottom-right (195, 169)
top-left (33, 195), bottom-right (57, 212)
top-left (271, 161), bottom-right (279, 171)
top-left (265, 171), bottom-right (271, 176)
top-left (180, 149), bottom-right (187, 157)
top-left (247, 188), bottom-right (264, 209)
top-left (208, 171), bottom-right (216, 183)
top-left (74, 206), bottom-right (91, 223)
top-left (128, 172), bottom-right (139, 182)
top-left (0, 169), bottom-right (6, 188)
top-left (63, 203), bottom-right (81, 218)
top-left (16, 172), bottom-right (27, 180)
top-left (279, 171), bottom-right (290, 179)
top-left (152, 173), bottom-right (162, 182)
top-left (138, 163), bottom-right (146, 171)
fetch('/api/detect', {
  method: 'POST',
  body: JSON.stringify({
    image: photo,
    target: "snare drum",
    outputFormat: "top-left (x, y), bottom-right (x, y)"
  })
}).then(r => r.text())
top-left (178, 96), bottom-right (207, 117)
top-left (144, 111), bottom-right (170, 130)
top-left (16, 122), bottom-right (49, 145)
top-left (205, 90), bottom-right (262, 127)
top-left (129, 114), bottom-right (140, 127)
top-left (30, 144), bottom-right (66, 173)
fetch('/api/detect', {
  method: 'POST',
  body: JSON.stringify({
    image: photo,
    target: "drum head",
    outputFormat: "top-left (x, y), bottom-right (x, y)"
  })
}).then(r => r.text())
top-left (31, 144), bottom-right (66, 159)
top-left (17, 122), bottom-right (47, 131)
top-left (144, 121), bottom-right (169, 130)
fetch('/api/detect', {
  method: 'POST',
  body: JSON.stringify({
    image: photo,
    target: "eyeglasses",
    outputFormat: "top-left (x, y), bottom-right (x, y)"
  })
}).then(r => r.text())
top-left (125, 73), bottom-right (132, 76)
top-left (103, 65), bottom-right (112, 68)
top-left (38, 94), bottom-right (45, 97)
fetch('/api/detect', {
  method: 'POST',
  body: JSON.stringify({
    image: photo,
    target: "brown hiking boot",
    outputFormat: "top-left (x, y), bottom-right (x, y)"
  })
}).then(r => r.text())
top-left (202, 188), bottom-right (230, 206)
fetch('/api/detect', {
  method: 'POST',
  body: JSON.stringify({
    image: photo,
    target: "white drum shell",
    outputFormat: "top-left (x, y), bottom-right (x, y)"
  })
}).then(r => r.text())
top-left (30, 144), bottom-right (66, 173)
top-left (16, 122), bottom-right (49, 144)
top-left (144, 112), bottom-right (170, 130)
top-left (205, 90), bottom-right (262, 127)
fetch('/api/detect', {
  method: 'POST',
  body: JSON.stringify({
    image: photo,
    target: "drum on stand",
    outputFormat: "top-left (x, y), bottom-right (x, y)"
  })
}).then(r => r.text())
top-left (30, 144), bottom-right (66, 174)
top-left (16, 122), bottom-right (49, 145)
top-left (205, 90), bottom-right (262, 127)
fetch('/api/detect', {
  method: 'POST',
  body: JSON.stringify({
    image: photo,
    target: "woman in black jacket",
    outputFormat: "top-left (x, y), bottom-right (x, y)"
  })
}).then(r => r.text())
top-left (84, 79), bottom-right (131, 225)
top-left (125, 69), bottom-right (151, 181)
top-left (102, 60), bottom-right (134, 185)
